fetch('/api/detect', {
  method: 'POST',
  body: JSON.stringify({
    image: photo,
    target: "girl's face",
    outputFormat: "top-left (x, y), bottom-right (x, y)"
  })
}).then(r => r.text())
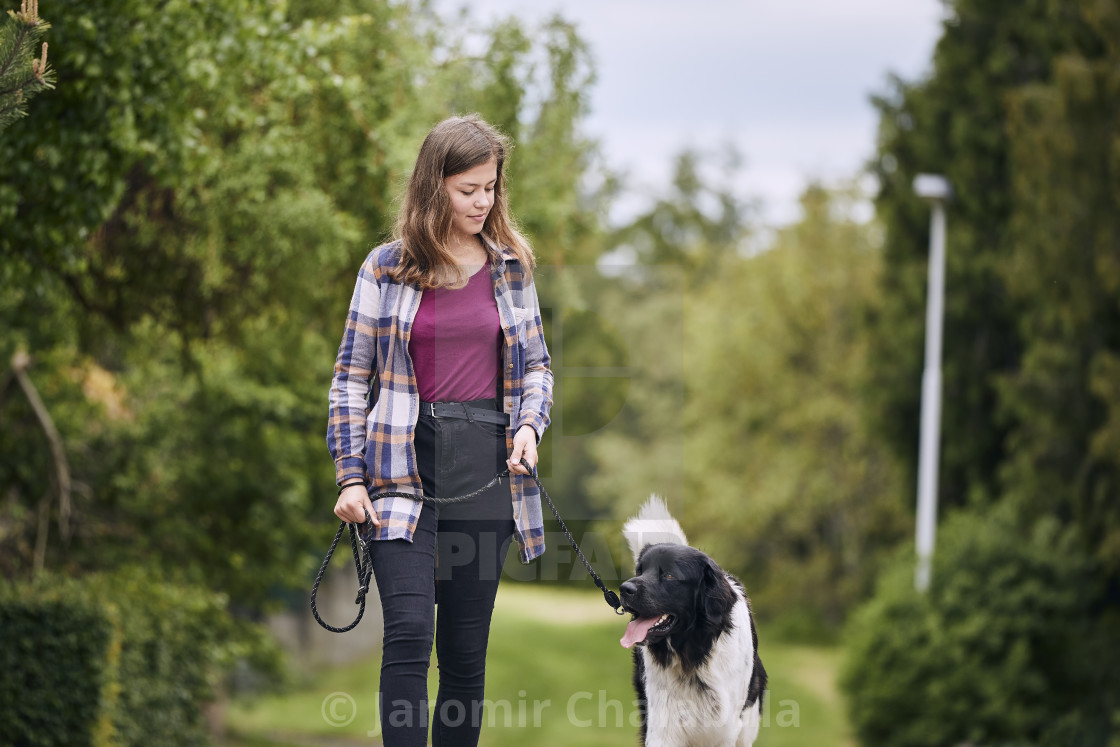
top-left (444, 158), bottom-right (498, 244)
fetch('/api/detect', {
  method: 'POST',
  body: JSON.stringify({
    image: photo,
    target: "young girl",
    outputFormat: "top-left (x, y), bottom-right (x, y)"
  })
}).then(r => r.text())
top-left (327, 114), bottom-right (553, 746)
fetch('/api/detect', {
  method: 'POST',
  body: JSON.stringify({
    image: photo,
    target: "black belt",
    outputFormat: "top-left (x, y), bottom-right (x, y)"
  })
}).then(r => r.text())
top-left (421, 400), bottom-right (510, 426)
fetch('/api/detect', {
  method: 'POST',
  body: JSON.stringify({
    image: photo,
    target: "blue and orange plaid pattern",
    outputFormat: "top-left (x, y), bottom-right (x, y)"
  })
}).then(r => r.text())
top-left (327, 240), bottom-right (554, 563)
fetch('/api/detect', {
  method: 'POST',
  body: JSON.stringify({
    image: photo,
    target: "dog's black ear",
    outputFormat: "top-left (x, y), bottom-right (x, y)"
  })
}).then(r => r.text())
top-left (696, 557), bottom-right (735, 625)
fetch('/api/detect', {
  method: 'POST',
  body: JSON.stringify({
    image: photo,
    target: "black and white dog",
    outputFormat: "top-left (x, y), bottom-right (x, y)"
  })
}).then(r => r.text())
top-left (619, 497), bottom-right (766, 746)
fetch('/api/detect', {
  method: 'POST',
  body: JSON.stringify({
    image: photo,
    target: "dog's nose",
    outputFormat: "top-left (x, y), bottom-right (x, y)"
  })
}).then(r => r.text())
top-left (620, 580), bottom-right (638, 599)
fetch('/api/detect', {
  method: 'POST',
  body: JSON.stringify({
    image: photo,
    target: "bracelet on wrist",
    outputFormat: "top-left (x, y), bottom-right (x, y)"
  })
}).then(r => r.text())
top-left (338, 480), bottom-right (366, 496)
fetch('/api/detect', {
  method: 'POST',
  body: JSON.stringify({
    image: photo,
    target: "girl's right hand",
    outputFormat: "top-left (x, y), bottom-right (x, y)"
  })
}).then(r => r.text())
top-left (334, 483), bottom-right (380, 527)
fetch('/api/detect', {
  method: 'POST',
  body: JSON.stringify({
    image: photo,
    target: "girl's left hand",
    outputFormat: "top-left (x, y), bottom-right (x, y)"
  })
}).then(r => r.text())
top-left (508, 425), bottom-right (538, 475)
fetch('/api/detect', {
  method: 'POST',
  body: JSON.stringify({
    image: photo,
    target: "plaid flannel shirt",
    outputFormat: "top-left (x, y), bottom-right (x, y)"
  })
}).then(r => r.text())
top-left (326, 239), bottom-right (554, 563)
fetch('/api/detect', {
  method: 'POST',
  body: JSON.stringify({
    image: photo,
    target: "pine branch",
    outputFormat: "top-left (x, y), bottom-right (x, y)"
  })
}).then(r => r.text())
top-left (14, 0), bottom-right (42, 23)
top-left (0, 97), bottom-right (23, 122)
top-left (0, 22), bottom-right (30, 80)
top-left (0, 0), bottom-right (54, 134)
top-left (0, 66), bottom-right (48, 96)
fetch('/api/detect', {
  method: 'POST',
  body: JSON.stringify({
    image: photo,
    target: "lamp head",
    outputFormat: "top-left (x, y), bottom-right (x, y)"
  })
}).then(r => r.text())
top-left (913, 174), bottom-right (952, 202)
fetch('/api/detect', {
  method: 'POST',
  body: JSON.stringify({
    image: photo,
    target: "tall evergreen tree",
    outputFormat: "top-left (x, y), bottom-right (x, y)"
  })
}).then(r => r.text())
top-left (860, 0), bottom-right (1120, 738)
top-left (867, 0), bottom-right (1101, 511)
top-left (999, 0), bottom-right (1120, 581)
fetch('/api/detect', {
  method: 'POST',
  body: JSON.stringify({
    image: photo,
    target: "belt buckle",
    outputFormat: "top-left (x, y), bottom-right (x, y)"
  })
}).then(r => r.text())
top-left (429, 402), bottom-right (437, 418)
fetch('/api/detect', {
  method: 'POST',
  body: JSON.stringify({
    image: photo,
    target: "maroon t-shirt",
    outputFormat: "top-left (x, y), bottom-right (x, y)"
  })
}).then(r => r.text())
top-left (409, 265), bottom-right (502, 402)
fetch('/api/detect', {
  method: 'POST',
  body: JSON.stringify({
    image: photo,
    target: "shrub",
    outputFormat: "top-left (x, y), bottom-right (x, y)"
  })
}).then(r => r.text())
top-left (0, 569), bottom-right (281, 746)
top-left (841, 505), bottom-right (1116, 746)
top-left (0, 598), bottom-right (116, 746)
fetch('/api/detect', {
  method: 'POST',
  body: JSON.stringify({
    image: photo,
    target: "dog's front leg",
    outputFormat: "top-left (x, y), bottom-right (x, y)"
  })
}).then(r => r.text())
top-left (735, 700), bottom-right (762, 747)
top-left (640, 691), bottom-right (691, 747)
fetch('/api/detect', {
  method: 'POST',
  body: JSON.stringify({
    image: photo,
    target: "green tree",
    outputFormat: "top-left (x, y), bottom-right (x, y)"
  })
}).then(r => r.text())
top-left (865, 0), bottom-right (1097, 511)
top-left (585, 170), bottom-right (906, 629)
top-left (0, 0), bottom-right (362, 601)
top-left (852, 0), bottom-right (1120, 736)
top-left (610, 148), bottom-right (751, 275)
top-left (582, 149), bottom-right (754, 520)
top-left (682, 185), bottom-right (906, 630)
top-left (999, 0), bottom-right (1120, 582)
top-left (867, 0), bottom-right (1120, 617)
top-left (0, 1), bottom-right (610, 607)
top-left (0, 0), bottom-right (53, 133)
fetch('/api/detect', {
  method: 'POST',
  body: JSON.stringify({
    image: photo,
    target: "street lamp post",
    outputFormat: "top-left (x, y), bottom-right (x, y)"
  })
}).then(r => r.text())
top-left (912, 174), bottom-right (952, 592)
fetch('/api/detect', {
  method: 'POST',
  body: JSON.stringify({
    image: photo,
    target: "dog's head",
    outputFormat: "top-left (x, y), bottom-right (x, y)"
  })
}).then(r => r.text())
top-left (619, 542), bottom-right (737, 652)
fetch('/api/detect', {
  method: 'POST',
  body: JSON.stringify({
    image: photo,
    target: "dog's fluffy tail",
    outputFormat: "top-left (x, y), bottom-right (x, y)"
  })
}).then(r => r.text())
top-left (623, 495), bottom-right (689, 565)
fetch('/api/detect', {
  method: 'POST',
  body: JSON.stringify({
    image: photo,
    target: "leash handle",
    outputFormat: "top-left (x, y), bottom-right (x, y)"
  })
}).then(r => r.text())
top-left (310, 509), bottom-right (374, 633)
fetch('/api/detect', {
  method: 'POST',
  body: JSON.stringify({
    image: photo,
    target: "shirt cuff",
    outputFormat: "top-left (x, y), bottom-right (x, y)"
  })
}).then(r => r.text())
top-left (516, 412), bottom-right (548, 443)
top-left (335, 457), bottom-right (367, 486)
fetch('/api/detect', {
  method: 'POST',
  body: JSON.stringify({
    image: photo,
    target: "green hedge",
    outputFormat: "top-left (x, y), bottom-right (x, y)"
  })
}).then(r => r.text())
top-left (0, 599), bottom-right (117, 746)
top-left (0, 569), bottom-right (280, 746)
top-left (841, 505), bottom-right (1117, 746)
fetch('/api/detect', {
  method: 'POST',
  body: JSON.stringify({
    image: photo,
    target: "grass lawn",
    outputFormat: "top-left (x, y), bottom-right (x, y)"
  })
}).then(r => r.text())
top-left (226, 584), bottom-right (853, 746)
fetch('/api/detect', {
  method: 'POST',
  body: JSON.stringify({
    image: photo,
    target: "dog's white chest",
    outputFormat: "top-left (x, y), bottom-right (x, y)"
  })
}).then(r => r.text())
top-left (639, 600), bottom-right (760, 747)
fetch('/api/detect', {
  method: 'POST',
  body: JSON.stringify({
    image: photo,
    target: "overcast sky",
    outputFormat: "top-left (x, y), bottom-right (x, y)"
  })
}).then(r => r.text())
top-left (433, 0), bottom-right (946, 226)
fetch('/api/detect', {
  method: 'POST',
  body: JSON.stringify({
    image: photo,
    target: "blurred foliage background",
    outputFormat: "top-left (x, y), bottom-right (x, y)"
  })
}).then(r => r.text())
top-left (1, 0), bottom-right (1118, 744)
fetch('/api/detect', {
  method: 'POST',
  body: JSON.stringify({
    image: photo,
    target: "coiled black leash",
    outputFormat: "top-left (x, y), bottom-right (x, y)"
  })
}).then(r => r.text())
top-left (310, 459), bottom-right (623, 633)
top-left (310, 507), bottom-right (375, 633)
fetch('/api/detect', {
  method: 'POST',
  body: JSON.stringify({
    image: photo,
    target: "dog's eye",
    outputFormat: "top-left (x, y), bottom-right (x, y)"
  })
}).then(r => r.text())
top-left (661, 572), bottom-right (674, 580)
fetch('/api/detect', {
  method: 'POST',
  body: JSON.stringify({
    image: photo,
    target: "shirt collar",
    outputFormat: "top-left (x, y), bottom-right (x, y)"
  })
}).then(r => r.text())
top-left (479, 234), bottom-right (518, 264)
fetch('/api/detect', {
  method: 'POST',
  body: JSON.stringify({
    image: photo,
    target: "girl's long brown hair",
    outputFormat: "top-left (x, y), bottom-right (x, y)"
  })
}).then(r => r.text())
top-left (392, 115), bottom-right (534, 288)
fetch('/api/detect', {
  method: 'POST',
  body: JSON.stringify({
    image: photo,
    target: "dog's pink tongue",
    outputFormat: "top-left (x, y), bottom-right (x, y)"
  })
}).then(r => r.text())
top-left (621, 617), bottom-right (659, 649)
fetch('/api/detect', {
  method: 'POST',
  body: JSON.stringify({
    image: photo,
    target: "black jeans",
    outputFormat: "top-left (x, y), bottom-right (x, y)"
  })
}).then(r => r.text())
top-left (369, 399), bottom-right (515, 747)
